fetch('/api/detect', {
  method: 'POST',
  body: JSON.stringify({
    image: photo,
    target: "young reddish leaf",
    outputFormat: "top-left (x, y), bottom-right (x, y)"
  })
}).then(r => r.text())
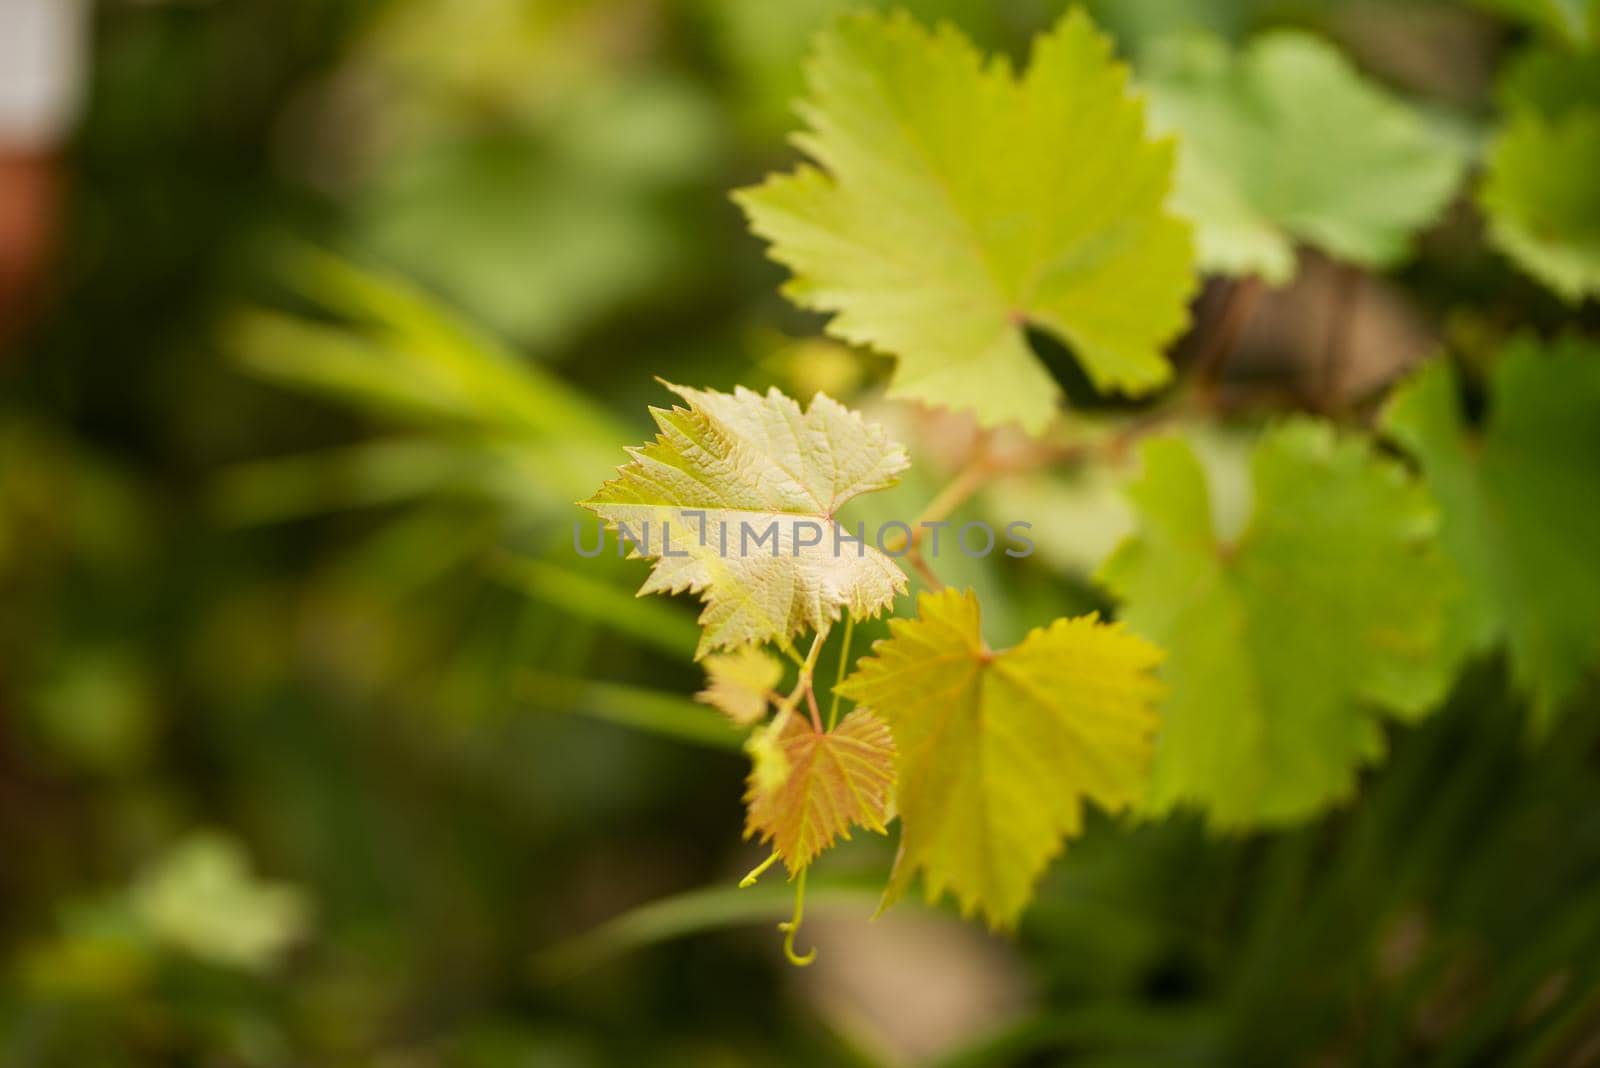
top-left (743, 708), bottom-right (896, 873)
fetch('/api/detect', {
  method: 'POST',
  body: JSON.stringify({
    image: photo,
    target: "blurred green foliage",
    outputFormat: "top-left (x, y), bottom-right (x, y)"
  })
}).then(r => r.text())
top-left (2, 0), bottom-right (1598, 1065)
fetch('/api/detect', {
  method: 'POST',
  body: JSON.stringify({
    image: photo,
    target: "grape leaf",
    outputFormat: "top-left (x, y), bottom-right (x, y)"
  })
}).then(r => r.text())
top-left (1481, 113), bottom-right (1600, 303)
top-left (1479, 48), bottom-right (1600, 302)
top-left (1097, 421), bottom-right (1459, 828)
top-left (836, 589), bottom-right (1163, 928)
top-left (1383, 340), bottom-right (1600, 730)
top-left (743, 708), bottom-right (896, 873)
top-left (582, 383), bottom-right (909, 656)
top-left (1144, 32), bottom-right (1465, 284)
top-left (704, 0), bottom-right (1013, 142)
top-left (696, 645), bottom-right (786, 726)
top-left (734, 10), bottom-right (1195, 434)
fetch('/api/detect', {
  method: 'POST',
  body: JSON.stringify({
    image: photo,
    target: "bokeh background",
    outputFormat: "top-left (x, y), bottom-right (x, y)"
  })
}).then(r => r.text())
top-left (2, 1), bottom-right (1600, 1065)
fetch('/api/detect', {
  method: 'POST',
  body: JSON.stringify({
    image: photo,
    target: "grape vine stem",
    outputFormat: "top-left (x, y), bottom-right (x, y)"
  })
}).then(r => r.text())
top-left (780, 626), bottom-right (831, 731)
top-left (826, 616), bottom-right (853, 730)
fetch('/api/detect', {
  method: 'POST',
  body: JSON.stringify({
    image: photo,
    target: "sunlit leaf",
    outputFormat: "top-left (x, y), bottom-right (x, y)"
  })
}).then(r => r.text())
top-left (736, 10), bottom-right (1194, 433)
top-left (582, 383), bottom-right (909, 656)
top-left (837, 589), bottom-right (1163, 928)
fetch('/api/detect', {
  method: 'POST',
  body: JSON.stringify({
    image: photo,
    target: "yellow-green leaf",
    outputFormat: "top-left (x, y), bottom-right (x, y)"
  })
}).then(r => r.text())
top-left (1479, 47), bottom-right (1600, 303)
top-left (743, 708), bottom-right (896, 873)
top-left (1480, 111), bottom-right (1600, 304)
top-left (581, 383), bottom-right (909, 656)
top-left (696, 645), bottom-right (785, 726)
top-left (735, 10), bottom-right (1195, 434)
top-left (837, 589), bottom-right (1163, 928)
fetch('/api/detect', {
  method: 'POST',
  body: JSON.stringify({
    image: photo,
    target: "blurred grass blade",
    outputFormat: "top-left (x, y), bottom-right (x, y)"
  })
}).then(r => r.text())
top-left (230, 244), bottom-right (630, 447)
top-left (211, 440), bottom-right (485, 525)
top-left (516, 670), bottom-right (742, 750)
top-left (534, 880), bottom-right (881, 979)
top-left (212, 438), bottom-right (596, 524)
top-left (488, 553), bottom-right (699, 659)
top-left (268, 245), bottom-right (630, 444)
top-left (227, 308), bottom-right (475, 426)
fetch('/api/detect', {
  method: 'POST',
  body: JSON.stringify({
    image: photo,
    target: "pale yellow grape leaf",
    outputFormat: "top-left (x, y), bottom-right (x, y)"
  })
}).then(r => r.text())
top-left (582, 383), bottom-right (909, 656)
top-left (837, 589), bottom-right (1164, 928)
top-left (735, 10), bottom-right (1195, 434)
top-left (696, 645), bottom-right (785, 726)
top-left (743, 708), bottom-right (896, 873)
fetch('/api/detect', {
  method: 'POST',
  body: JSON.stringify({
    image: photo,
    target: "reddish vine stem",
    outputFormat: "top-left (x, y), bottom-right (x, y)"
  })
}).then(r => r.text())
top-left (826, 616), bottom-right (853, 730)
top-left (891, 274), bottom-right (1280, 591)
top-left (895, 396), bottom-right (1202, 590)
top-left (906, 444), bottom-right (993, 548)
top-left (883, 435), bottom-right (993, 591)
top-left (780, 628), bottom-right (830, 732)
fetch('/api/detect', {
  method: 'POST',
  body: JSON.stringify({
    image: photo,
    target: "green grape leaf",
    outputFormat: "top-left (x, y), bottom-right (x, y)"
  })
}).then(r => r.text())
top-left (1097, 421), bottom-right (1459, 828)
top-left (1480, 49), bottom-right (1600, 302)
top-left (1481, 111), bottom-right (1600, 303)
top-left (696, 645), bottom-right (785, 726)
top-left (582, 383), bottom-right (908, 656)
top-left (836, 589), bottom-right (1163, 928)
top-left (735, 10), bottom-right (1195, 434)
top-left (1383, 340), bottom-right (1600, 730)
top-left (743, 708), bottom-right (896, 873)
top-left (1144, 32), bottom-right (1465, 284)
